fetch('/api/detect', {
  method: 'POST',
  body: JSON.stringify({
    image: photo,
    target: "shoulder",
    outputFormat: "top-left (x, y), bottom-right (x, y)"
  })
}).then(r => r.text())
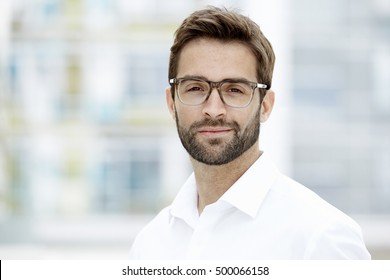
top-left (266, 174), bottom-right (370, 259)
top-left (270, 174), bottom-right (360, 230)
top-left (129, 206), bottom-right (171, 258)
top-left (270, 174), bottom-right (353, 224)
top-left (134, 206), bottom-right (171, 239)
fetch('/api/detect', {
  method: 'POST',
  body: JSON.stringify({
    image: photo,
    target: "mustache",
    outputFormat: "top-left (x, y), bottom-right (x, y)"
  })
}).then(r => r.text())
top-left (189, 118), bottom-right (240, 132)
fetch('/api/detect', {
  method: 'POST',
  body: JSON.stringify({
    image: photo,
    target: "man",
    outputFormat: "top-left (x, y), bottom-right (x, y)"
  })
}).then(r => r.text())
top-left (130, 6), bottom-right (371, 259)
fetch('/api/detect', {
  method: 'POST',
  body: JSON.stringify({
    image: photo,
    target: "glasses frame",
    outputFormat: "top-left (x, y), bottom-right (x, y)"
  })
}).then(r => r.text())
top-left (169, 77), bottom-right (269, 108)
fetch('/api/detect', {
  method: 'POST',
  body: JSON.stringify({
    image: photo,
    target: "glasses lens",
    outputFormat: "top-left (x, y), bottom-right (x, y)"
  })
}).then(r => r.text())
top-left (177, 79), bottom-right (210, 105)
top-left (220, 82), bottom-right (253, 107)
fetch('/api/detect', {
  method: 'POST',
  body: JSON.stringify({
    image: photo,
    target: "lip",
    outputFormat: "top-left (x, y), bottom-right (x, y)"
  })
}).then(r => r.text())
top-left (197, 127), bottom-right (233, 137)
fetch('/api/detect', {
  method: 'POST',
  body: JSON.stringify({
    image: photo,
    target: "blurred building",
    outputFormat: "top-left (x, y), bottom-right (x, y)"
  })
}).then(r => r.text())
top-left (0, 0), bottom-right (194, 219)
top-left (291, 0), bottom-right (390, 214)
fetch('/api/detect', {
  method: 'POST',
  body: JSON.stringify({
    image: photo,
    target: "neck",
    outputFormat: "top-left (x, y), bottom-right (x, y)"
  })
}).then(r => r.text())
top-left (191, 142), bottom-right (261, 214)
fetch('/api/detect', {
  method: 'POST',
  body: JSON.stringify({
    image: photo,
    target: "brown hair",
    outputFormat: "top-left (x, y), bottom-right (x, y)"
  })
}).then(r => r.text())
top-left (168, 6), bottom-right (275, 100)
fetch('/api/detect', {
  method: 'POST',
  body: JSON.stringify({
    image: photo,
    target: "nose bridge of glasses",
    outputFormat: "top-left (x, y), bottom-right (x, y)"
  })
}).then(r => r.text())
top-left (209, 81), bottom-right (223, 92)
top-left (201, 81), bottom-right (225, 108)
top-left (207, 81), bottom-right (225, 101)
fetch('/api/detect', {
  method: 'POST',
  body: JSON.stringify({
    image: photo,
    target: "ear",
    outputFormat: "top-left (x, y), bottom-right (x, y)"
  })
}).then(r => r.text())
top-left (260, 89), bottom-right (275, 123)
top-left (166, 86), bottom-right (176, 120)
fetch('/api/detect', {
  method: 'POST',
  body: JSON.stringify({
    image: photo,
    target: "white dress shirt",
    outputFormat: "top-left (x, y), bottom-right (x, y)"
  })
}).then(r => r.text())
top-left (130, 153), bottom-right (371, 259)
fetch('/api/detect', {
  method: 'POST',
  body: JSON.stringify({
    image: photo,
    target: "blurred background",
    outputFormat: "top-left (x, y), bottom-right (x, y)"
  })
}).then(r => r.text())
top-left (0, 0), bottom-right (389, 259)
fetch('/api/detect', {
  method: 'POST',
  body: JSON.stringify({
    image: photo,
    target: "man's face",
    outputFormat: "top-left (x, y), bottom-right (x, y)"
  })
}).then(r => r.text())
top-left (167, 38), bottom-right (272, 165)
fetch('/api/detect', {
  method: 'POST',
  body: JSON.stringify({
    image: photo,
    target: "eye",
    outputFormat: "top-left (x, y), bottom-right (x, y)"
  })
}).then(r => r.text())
top-left (228, 87), bottom-right (244, 93)
top-left (187, 85), bottom-right (204, 92)
top-left (181, 80), bottom-right (208, 93)
top-left (223, 83), bottom-right (247, 95)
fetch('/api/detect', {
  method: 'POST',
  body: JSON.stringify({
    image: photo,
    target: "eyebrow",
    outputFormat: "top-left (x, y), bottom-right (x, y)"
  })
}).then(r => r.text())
top-left (179, 75), bottom-right (254, 83)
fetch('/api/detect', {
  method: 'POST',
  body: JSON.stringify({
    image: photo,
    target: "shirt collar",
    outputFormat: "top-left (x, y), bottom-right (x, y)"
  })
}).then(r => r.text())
top-left (220, 153), bottom-right (279, 218)
top-left (170, 173), bottom-right (199, 228)
top-left (169, 153), bottom-right (280, 225)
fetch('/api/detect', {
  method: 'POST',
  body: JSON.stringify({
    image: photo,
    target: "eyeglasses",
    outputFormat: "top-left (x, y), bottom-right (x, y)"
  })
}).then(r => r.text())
top-left (169, 77), bottom-right (268, 108)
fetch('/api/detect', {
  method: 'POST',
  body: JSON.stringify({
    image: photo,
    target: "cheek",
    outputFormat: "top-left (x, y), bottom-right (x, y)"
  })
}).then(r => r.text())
top-left (233, 106), bottom-right (260, 126)
top-left (175, 106), bottom-right (199, 126)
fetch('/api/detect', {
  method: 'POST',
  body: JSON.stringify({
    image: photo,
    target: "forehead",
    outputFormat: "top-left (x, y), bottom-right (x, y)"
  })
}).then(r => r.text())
top-left (177, 38), bottom-right (258, 81)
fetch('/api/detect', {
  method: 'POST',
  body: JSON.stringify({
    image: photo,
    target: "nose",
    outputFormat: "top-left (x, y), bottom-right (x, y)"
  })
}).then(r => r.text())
top-left (201, 88), bottom-right (227, 119)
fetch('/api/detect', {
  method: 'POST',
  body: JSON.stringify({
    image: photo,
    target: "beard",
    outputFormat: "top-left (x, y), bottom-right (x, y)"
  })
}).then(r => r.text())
top-left (175, 108), bottom-right (261, 166)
